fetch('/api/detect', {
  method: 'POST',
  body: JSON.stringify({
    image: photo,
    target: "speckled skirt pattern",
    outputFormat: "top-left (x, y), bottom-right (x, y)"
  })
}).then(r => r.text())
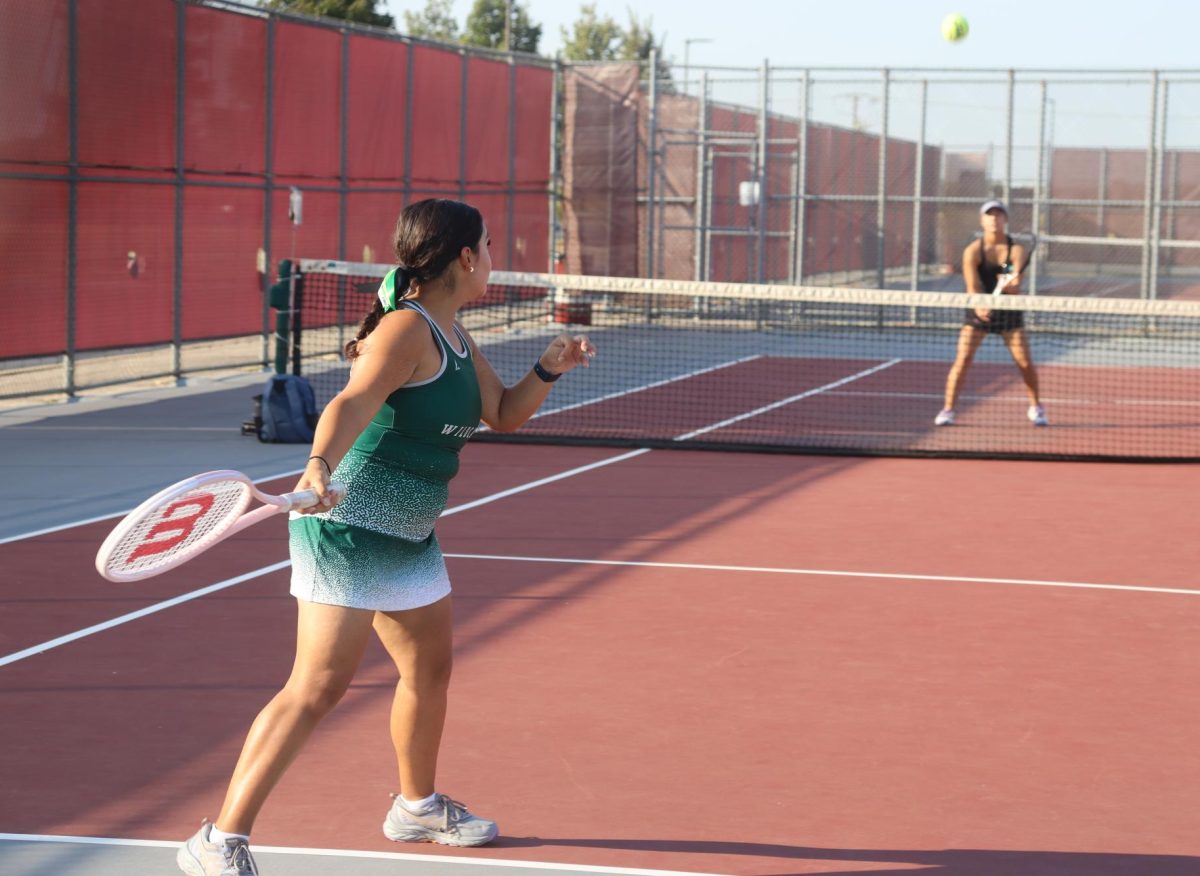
top-left (288, 516), bottom-right (450, 611)
top-left (287, 451), bottom-right (453, 611)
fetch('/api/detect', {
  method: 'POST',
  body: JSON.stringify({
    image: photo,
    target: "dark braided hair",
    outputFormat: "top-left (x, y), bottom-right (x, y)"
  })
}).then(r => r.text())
top-left (344, 199), bottom-right (484, 360)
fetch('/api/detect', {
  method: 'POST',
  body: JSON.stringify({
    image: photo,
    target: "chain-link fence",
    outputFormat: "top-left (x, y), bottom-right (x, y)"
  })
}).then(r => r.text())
top-left (1, 0), bottom-right (555, 404)
top-left (569, 61), bottom-right (1200, 300)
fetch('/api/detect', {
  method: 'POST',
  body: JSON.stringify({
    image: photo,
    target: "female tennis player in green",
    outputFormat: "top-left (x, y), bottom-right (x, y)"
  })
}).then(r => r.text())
top-left (934, 199), bottom-right (1047, 427)
top-left (178, 199), bottom-right (595, 876)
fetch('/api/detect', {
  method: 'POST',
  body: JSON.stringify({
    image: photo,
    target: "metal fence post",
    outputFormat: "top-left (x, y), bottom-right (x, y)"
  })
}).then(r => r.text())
top-left (261, 12), bottom-right (276, 368)
top-left (1149, 79), bottom-right (1168, 300)
top-left (459, 48), bottom-right (469, 204)
top-left (755, 59), bottom-right (769, 283)
top-left (547, 57), bottom-right (560, 272)
top-left (65, 0), bottom-right (79, 398)
top-left (1140, 71), bottom-right (1160, 300)
top-left (909, 79), bottom-right (927, 291)
top-left (172, 0), bottom-right (186, 384)
top-left (790, 71), bottom-right (809, 285)
top-left (646, 49), bottom-right (658, 279)
top-left (693, 70), bottom-right (708, 281)
top-left (506, 54), bottom-right (516, 270)
top-left (1004, 68), bottom-right (1015, 203)
top-left (1031, 79), bottom-right (1047, 296)
top-left (875, 68), bottom-right (889, 289)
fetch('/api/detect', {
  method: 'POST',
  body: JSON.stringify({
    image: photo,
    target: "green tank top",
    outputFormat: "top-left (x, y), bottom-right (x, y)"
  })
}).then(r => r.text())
top-left (315, 301), bottom-right (482, 541)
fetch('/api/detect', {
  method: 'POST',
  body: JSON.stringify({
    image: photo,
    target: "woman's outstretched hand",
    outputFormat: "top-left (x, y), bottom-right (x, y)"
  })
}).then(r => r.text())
top-left (539, 334), bottom-right (596, 377)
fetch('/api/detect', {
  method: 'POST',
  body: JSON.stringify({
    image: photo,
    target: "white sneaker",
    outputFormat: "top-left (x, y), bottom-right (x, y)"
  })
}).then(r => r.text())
top-left (383, 793), bottom-right (498, 847)
top-left (1027, 404), bottom-right (1049, 427)
top-left (934, 409), bottom-right (956, 426)
top-left (177, 821), bottom-right (259, 876)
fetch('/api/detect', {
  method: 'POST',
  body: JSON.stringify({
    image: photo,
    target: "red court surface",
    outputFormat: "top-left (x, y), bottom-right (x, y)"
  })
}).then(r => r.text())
top-left (3, 444), bottom-right (1199, 875)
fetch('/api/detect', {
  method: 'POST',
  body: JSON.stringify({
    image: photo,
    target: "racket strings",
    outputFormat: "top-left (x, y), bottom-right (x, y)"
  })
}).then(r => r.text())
top-left (109, 480), bottom-right (251, 574)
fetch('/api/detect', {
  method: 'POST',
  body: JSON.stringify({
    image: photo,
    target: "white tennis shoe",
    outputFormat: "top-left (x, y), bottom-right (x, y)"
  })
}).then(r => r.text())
top-left (177, 821), bottom-right (259, 876)
top-left (1027, 404), bottom-right (1049, 427)
top-left (383, 793), bottom-right (498, 847)
top-left (934, 408), bottom-right (956, 426)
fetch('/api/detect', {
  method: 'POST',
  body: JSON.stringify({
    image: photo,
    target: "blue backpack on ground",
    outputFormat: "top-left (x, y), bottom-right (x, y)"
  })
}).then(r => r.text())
top-left (258, 374), bottom-right (317, 443)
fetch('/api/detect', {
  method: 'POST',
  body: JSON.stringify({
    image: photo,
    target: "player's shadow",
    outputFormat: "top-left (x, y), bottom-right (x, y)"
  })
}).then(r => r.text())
top-left (495, 836), bottom-right (1199, 875)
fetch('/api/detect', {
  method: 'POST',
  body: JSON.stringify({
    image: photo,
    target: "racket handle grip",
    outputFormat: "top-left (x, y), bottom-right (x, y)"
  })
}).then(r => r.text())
top-left (286, 482), bottom-right (347, 510)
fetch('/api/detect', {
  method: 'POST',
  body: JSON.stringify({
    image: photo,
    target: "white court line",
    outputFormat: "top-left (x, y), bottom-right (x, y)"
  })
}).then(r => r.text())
top-left (675, 359), bottom-right (903, 440)
top-left (824, 389), bottom-right (1200, 407)
top-left (0, 562), bottom-right (291, 669)
top-left (528, 355), bottom-right (762, 420)
top-left (0, 452), bottom-right (648, 668)
top-left (0, 468), bottom-right (309, 545)
top-left (11, 426), bottom-right (235, 431)
top-left (0, 833), bottom-right (723, 876)
top-left (444, 553), bottom-right (1200, 597)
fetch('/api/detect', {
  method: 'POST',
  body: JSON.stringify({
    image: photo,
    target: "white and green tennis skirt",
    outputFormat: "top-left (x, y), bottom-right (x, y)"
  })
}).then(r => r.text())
top-left (288, 517), bottom-right (451, 611)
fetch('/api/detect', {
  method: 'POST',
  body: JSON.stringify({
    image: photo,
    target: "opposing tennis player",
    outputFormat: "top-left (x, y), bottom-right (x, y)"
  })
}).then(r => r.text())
top-left (178, 199), bottom-right (595, 876)
top-left (934, 199), bottom-right (1048, 428)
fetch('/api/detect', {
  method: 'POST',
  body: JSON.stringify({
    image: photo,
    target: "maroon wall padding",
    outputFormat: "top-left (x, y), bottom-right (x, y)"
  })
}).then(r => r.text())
top-left (465, 57), bottom-right (511, 188)
top-left (512, 192), bottom-right (549, 271)
top-left (184, 5), bottom-right (267, 175)
top-left (272, 21), bottom-right (341, 179)
top-left (75, 181), bottom-right (175, 350)
top-left (77, 0), bottom-right (177, 171)
top-left (182, 185), bottom-right (265, 339)
top-left (561, 64), bottom-right (641, 277)
top-left (410, 45), bottom-right (463, 187)
top-left (0, 2), bottom-right (552, 362)
top-left (0, 179), bottom-right (69, 358)
top-left (346, 34), bottom-right (408, 182)
top-left (0, 0), bottom-right (69, 167)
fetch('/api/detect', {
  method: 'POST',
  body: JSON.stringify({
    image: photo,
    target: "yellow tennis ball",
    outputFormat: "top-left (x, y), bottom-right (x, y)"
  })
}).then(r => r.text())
top-left (941, 13), bottom-right (969, 42)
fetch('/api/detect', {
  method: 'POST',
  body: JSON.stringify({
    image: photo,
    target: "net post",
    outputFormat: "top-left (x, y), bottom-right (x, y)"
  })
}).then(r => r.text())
top-left (291, 268), bottom-right (304, 377)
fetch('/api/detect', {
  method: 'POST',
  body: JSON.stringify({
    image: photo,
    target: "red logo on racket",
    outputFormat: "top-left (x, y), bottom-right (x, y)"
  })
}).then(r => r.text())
top-left (126, 494), bottom-right (216, 563)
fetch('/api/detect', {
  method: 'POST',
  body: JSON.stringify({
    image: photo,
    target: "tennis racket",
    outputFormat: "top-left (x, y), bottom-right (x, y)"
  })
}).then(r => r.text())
top-left (96, 470), bottom-right (345, 583)
top-left (992, 232), bottom-right (1038, 295)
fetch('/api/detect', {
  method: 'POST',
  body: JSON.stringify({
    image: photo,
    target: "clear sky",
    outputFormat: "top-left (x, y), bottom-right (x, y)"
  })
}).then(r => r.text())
top-left (383, 0), bottom-right (1200, 165)
top-left (384, 0), bottom-right (1200, 71)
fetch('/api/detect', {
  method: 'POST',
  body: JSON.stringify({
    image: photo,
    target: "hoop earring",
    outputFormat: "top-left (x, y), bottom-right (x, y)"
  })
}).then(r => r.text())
top-left (469, 266), bottom-right (475, 273)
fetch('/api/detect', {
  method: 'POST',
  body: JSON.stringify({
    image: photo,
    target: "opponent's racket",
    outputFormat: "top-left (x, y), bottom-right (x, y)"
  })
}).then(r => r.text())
top-left (96, 470), bottom-right (344, 583)
top-left (992, 232), bottom-right (1038, 295)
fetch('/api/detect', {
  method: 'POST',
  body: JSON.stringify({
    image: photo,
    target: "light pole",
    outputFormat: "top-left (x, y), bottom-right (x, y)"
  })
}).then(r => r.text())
top-left (683, 37), bottom-right (713, 94)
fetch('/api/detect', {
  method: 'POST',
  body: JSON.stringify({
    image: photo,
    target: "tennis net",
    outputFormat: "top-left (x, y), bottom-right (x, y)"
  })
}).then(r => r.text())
top-left (287, 259), bottom-right (1200, 462)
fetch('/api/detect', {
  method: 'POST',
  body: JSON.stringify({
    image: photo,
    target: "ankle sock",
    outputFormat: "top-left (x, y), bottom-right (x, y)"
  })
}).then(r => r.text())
top-left (400, 792), bottom-right (439, 814)
top-left (209, 825), bottom-right (250, 846)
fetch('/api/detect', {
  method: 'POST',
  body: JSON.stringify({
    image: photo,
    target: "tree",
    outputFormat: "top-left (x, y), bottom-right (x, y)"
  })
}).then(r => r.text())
top-left (559, 4), bottom-right (622, 61)
top-left (263, 0), bottom-right (394, 28)
top-left (402, 0), bottom-right (460, 42)
top-left (559, 6), bottom-right (670, 81)
top-left (617, 11), bottom-right (666, 68)
top-left (462, 0), bottom-right (542, 53)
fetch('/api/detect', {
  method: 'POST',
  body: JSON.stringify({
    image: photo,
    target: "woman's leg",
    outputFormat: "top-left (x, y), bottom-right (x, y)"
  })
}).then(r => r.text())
top-left (1002, 328), bottom-right (1041, 405)
top-left (372, 595), bottom-right (454, 798)
top-left (214, 600), bottom-right (376, 835)
top-left (943, 325), bottom-right (986, 411)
